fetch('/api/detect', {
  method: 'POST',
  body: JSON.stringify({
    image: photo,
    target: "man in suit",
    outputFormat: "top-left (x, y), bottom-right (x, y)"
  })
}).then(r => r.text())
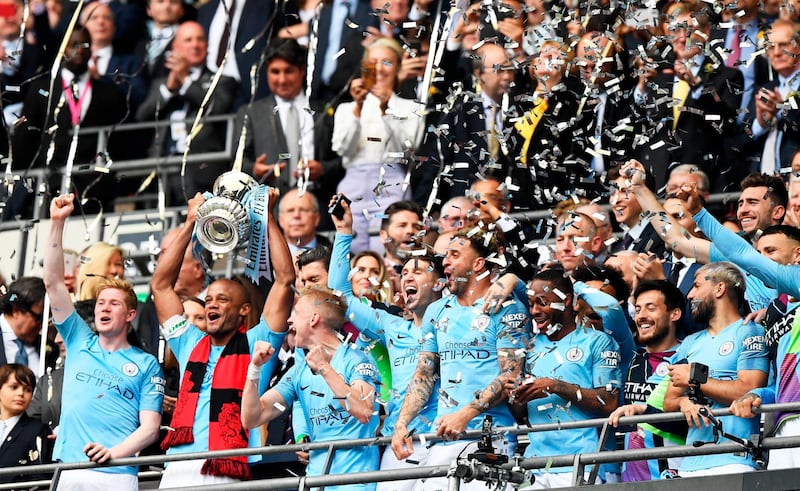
top-left (82, 2), bottom-right (148, 108)
top-left (309, 0), bottom-right (376, 108)
top-left (11, 27), bottom-right (128, 214)
top-left (0, 277), bottom-right (45, 376)
top-left (136, 21), bottom-right (237, 204)
top-left (632, 1), bottom-right (743, 191)
top-left (235, 38), bottom-right (343, 229)
top-left (0, 364), bottom-right (52, 484)
top-left (574, 31), bottom-right (635, 176)
top-left (609, 166), bottom-right (667, 258)
top-left (198, 0), bottom-right (277, 109)
top-left (140, 0), bottom-right (186, 79)
top-left (735, 20), bottom-right (800, 175)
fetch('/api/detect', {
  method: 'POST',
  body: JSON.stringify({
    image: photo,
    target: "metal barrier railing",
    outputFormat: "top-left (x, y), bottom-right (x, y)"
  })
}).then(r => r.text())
top-left (2, 402), bottom-right (799, 490)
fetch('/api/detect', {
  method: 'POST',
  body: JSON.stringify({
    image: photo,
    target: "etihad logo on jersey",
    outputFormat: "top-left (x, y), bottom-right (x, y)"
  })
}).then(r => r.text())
top-left (308, 406), bottom-right (352, 426)
top-left (394, 346), bottom-right (421, 367)
top-left (75, 369), bottom-right (135, 400)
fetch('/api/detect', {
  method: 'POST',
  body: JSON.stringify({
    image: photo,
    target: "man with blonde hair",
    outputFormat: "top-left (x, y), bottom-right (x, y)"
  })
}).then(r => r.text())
top-left (44, 194), bottom-right (164, 491)
top-left (241, 286), bottom-right (381, 486)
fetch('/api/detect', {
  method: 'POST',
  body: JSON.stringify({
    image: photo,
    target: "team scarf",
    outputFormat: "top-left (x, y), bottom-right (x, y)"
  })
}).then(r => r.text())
top-left (162, 327), bottom-right (252, 480)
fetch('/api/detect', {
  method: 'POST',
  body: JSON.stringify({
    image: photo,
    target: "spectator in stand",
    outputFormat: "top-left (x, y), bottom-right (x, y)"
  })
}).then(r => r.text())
top-left (44, 193), bottom-right (164, 491)
top-left (554, 211), bottom-right (604, 273)
top-left (236, 38), bottom-right (343, 231)
top-left (0, 364), bottom-right (52, 484)
top-left (11, 27), bottom-right (128, 214)
top-left (198, 0), bottom-right (277, 108)
top-left (278, 189), bottom-right (332, 260)
top-left (379, 200), bottom-right (423, 292)
top-left (151, 191), bottom-right (294, 487)
top-left (734, 20), bottom-right (800, 175)
top-left (141, 0), bottom-right (186, 78)
top-left (28, 332), bottom-right (65, 433)
top-left (75, 242), bottom-right (124, 303)
top-left (437, 196), bottom-right (478, 233)
top-left (666, 165), bottom-right (711, 204)
top-left (332, 37), bottom-right (425, 254)
top-left (632, 1), bottom-right (743, 191)
top-left (609, 166), bottom-right (667, 258)
top-left (136, 20), bottom-right (237, 203)
top-left (81, 2), bottom-right (148, 107)
top-left (0, 0), bottom-right (47, 125)
top-left (0, 277), bottom-right (46, 376)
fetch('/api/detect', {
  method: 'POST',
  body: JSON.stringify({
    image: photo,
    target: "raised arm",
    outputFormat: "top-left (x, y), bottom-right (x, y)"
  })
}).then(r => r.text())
top-left (44, 195), bottom-right (76, 323)
top-left (241, 341), bottom-right (290, 428)
top-left (622, 160), bottom-right (711, 263)
top-left (151, 194), bottom-right (206, 325)
top-left (262, 188), bottom-right (295, 332)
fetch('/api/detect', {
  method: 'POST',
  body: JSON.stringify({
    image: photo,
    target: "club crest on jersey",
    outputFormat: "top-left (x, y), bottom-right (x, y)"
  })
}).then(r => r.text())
top-left (122, 363), bottom-right (139, 376)
top-left (566, 347), bottom-right (584, 362)
top-left (656, 362), bottom-right (669, 377)
top-left (719, 341), bottom-right (734, 356)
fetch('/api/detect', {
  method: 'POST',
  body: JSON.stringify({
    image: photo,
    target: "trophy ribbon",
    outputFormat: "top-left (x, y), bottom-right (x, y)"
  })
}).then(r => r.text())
top-left (242, 184), bottom-right (273, 284)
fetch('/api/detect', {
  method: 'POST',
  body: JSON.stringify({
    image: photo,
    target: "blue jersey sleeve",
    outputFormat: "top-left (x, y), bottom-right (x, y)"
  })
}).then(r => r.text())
top-left (329, 233), bottom-right (355, 296)
top-left (574, 281), bottom-right (635, 371)
top-left (736, 322), bottom-right (769, 373)
top-left (55, 310), bottom-right (92, 348)
top-left (248, 318), bottom-right (288, 394)
top-left (345, 351), bottom-right (381, 388)
top-left (420, 303), bottom-right (440, 354)
top-left (139, 355), bottom-right (165, 413)
top-left (273, 363), bottom-right (299, 409)
top-left (592, 331), bottom-right (622, 389)
top-left (696, 207), bottom-right (800, 297)
top-left (494, 299), bottom-right (530, 351)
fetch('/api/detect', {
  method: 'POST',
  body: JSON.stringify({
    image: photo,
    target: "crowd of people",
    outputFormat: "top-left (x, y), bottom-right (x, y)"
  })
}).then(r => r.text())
top-left (2, 0), bottom-right (800, 489)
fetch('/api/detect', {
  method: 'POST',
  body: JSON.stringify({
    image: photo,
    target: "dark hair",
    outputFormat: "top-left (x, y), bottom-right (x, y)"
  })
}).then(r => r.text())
top-left (571, 265), bottom-right (630, 302)
top-left (740, 173), bottom-right (789, 209)
top-left (633, 280), bottom-right (685, 312)
top-left (381, 200), bottom-right (423, 231)
top-left (402, 254), bottom-right (444, 279)
top-left (760, 224), bottom-right (800, 244)
top-left (0, 277), bottom-right (45, 316)
top-left (297, 245), bottom-right (332, 271)
top-left (265, 38), bottom-right (307, 69)
top-left (452, 226), bottom-right (499, 259)
top-left (0, 363), bottom-right (36, 391)
top-left (532, 267), bottom-right (574, 299)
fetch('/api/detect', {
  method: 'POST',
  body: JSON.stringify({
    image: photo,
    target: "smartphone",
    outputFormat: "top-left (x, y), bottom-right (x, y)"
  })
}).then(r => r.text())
top-left (361, 60), bottom-right (377, 92)
top-left (328, 194), bottom-right (351, 220)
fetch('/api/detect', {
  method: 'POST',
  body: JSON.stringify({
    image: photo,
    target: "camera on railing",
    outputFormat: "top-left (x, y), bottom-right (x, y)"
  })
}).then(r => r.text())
top-left (452, 416), bottom-right (532, 489)
top-left (687, 362), bottom-right (710, 406)
top-left (194, 171), bottom-right (259, 254)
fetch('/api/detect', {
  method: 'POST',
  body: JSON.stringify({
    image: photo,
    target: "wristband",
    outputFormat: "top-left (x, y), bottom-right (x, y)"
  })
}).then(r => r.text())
top-left (576, 388), bottom-right (583, 402)
top-left (247, 363), bottom-right (262, 381)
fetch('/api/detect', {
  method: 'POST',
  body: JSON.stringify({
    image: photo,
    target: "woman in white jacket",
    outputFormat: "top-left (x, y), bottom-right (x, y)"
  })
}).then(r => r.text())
top-left (332, 37), bottom-right (425, 254)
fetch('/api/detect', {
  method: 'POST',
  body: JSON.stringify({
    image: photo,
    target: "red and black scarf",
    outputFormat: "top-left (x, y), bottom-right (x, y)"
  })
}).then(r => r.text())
top-left (162, 328), bottom-right (252, 480)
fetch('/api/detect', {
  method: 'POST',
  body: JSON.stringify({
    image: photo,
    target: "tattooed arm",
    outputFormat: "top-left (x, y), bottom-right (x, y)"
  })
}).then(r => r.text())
top-left (436, 348), bottom-right (522, 440)
top-left (391, 351), bottom-right (439, 459)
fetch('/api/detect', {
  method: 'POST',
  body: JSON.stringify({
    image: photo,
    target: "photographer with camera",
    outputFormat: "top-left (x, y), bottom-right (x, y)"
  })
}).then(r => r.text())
top-left (663, 262), bottom-right (769, 477)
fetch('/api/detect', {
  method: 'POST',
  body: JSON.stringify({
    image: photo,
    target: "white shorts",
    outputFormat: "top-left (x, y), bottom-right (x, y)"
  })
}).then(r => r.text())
top-left (521, 471), bottom-right (599, 490)
top-left (57, 469), bottom-right (137, 491)
top-left (768, 417), bottom-right (800, 470)
top-left (678, 463), bottom-right (754, 478)
top-left (378, 442), bottom-right (430, 491)
top-left (158, 459), bottom-right (241, 488)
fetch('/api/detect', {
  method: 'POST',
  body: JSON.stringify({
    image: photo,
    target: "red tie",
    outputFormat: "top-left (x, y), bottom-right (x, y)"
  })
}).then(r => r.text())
top-left (726, 25), bottom-right (742, 68)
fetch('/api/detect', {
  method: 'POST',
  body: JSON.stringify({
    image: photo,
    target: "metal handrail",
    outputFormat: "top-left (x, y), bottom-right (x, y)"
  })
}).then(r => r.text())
top-left (2, 402), bottom-right (799, 488)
